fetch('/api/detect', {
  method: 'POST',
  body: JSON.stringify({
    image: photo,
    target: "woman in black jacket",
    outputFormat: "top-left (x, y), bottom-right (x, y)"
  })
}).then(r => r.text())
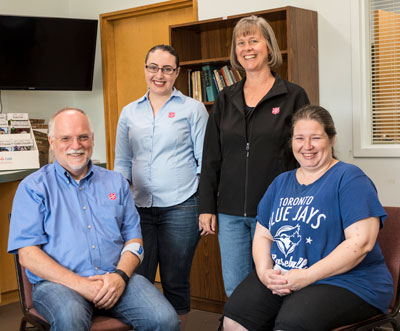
top-left (198, 15), bottom-right (309, 297)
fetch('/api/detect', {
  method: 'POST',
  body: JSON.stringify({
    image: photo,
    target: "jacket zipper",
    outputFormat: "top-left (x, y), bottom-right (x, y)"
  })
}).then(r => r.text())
top-left (243, 141), bottom-right (250, 217)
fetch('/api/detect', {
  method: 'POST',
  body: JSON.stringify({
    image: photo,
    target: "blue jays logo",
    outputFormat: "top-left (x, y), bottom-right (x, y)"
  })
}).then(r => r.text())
top-left (274, 224), bottom-right (302, 257)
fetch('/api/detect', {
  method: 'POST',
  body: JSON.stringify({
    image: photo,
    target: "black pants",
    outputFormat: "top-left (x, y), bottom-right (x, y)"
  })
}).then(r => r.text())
top-left (224, 271), bottom-right (381, 331)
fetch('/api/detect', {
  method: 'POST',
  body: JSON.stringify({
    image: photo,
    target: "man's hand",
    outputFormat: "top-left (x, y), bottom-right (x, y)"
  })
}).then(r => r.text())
top-left (90, 272), bottom-right (126, 309)
top-left (74, 278), bottom-right (104, 302)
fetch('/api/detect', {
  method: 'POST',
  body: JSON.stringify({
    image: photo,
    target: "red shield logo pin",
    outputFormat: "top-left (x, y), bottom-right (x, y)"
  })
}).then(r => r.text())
top-left (168, 112), bottom-right (175, 118)
top-left (272, 107), bottom-right (280, 115)
top-left (108, 193), bottom-right (116, 200)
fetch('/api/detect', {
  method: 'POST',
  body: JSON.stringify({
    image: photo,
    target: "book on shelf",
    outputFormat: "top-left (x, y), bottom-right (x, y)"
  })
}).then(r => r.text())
top-left (192, 71), bottom-right (198, 101)
top-left (219, 70), bottom-right (227, 89)
top-left (191, 70), bottom-right (203, 102)
top-left (212, 74), bottom-right (220, 94)
top-left (230, 67), bottom-right (243, 83)
top-left (196, 70), bottom-right (203, 102)
top-left (213, 69), bottom-right (224, 92)
top-left (221, 65), bottom-right (235, 86)
top-left (220, 67), bottom-right (229, 86)
top-left (200, 70), bottom-right (207, 102)
top-left (202, 65), bottom-right (218, 102)
top-left (187, 69), bottom-right (193, 98)
top-left (229, 68), bottom-right (237, 83)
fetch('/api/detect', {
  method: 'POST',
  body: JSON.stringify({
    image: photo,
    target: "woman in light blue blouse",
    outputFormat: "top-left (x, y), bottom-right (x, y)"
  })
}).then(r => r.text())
top-left (114, 45), bottom-right (208, 326)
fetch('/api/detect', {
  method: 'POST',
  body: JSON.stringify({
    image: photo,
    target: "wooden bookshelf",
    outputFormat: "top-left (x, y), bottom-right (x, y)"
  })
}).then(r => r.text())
top-left (170, 6), bottom-right (318, 313)
top-left (170, 6), bottom-right (319, 106)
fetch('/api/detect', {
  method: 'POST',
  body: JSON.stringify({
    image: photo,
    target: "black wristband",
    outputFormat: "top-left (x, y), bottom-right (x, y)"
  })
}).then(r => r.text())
top-left (114, 269), bottom-right (129, 285)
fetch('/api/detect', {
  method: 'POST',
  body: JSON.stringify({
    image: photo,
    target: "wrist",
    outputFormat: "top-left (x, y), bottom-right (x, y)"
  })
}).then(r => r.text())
top-left (305, 267), bottom-right (317, 285)
top-left (114, 269), bottom-right (129, 285)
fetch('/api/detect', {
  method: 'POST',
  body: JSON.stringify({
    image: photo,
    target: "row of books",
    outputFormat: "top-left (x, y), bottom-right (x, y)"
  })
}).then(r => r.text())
top-left (188, 65), bottom-right (243, 102)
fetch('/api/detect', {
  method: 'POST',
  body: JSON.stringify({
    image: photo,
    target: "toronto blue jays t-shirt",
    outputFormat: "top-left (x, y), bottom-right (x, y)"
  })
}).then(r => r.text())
top-left (257, 161), bottom-right (393, 313)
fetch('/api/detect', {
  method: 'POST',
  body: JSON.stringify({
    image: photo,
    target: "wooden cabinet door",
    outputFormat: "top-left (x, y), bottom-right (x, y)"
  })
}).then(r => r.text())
top-left (0, 180), bottom-right (21, 305)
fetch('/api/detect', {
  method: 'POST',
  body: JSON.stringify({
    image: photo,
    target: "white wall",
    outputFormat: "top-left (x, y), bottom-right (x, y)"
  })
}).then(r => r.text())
top-left (1, 0), bottom-right (399, 206)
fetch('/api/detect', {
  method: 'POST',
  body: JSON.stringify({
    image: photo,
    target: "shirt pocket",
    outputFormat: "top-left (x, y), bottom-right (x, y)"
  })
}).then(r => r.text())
top-left (93, 204), bottom-right (125, 233)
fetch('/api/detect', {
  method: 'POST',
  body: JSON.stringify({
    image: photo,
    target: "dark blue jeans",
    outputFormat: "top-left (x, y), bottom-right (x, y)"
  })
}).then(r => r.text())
top-left (32, 274), bottom-right (179, 331)
top-left (136, 194), bottom-right (200, 314)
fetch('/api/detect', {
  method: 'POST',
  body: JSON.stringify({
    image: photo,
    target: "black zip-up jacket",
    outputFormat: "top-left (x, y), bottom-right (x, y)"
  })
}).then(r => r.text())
top-left (198, 72), bottom-right (310, 217)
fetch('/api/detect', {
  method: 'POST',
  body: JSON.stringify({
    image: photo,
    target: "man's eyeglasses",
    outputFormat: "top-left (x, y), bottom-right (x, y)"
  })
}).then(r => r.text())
top-left (145, 64), bottom-right (177, 75)
top-left (55, 135), bottom-right (91, 144)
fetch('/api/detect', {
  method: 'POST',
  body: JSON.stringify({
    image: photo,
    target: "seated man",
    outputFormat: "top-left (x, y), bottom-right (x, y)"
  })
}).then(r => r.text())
top-left (8, 107), bottom-right (180, 331)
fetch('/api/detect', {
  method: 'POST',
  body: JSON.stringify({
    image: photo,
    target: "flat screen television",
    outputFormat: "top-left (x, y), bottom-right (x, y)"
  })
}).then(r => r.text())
top-left (0, 15), bottom-right (98, 91)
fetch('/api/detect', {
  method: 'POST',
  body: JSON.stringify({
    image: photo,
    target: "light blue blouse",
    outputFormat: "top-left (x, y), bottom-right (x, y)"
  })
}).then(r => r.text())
top-left (114, 88), bottom-right (208, 207)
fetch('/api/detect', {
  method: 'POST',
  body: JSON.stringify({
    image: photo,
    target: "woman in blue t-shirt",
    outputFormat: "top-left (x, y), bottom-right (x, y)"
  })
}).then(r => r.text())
top-left (222, 105), bottom-right (393, 331)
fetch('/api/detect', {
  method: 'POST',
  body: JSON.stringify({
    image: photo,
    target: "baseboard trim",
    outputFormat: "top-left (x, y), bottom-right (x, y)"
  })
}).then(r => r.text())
top-left (0, 290), bottom-right (19, 306)
top-left (191, 296), bottom-right (224, 314)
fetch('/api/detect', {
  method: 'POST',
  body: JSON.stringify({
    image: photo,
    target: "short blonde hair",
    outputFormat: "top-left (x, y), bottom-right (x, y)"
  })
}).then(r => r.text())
top-left (230, 15), bottom-right (282, 73)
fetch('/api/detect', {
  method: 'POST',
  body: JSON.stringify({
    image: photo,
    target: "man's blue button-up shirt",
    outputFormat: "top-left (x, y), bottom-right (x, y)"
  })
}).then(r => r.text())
top-left (8, 161), bottom-right (142, 284)
top-left (114, 88), bottom-right (208, 208)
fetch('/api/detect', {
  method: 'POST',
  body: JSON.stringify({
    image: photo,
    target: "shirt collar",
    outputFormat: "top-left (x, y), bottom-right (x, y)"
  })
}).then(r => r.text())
top-left (54, 160), bottom-right (94, 184)
top-left (139, 87), bottom-right (183, 104)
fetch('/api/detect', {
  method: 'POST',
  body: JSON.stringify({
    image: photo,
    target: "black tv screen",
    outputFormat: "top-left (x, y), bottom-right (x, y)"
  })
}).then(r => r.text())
top-left (0, 15), bottom-right (98, 91)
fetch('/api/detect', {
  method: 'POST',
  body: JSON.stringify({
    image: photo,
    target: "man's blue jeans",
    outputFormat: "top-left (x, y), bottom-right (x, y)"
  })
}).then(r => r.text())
top-left (218, 213), bottom-right (257, 297)
top-left (32, 274), bottom-right (180, 331)
top-left (136, 194), bottom-right (200, 314)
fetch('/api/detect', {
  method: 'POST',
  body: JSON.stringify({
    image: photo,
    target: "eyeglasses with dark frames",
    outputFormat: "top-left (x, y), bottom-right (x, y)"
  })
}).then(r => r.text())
top-left (145, 64), bottom-right (177, 75)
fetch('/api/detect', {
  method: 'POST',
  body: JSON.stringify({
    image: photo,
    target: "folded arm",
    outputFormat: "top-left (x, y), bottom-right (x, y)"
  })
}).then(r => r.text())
top-left (279, 217), bottom-right (380, 293)
top-left (18, 245), bottom-right (103, 302)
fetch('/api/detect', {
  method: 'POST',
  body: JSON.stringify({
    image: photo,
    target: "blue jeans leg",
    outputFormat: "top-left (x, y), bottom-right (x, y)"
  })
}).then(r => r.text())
top-left (136, 194), bottom-right (200, 314)
top-left (218, 213), bottom-right (257, 297)
top-left (111, 274), bottom-right (180, 331)
top-left (33, 281), bottom-right (93, 331)
top-left (32, 275), bottom-right (180, 331)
